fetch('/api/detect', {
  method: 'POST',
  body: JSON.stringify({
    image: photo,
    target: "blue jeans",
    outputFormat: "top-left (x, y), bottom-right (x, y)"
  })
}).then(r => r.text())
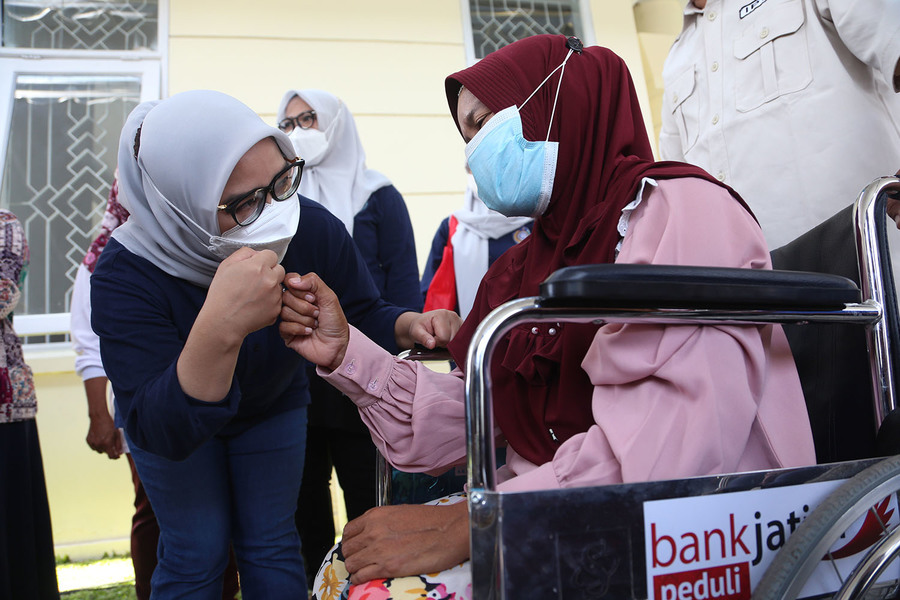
top-left (129, 407), bottom-right (307, 599)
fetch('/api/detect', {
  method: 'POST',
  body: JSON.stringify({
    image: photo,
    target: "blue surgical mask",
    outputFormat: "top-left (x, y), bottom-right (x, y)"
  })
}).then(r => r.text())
top-left (464, 48), bottom-right (574, 218)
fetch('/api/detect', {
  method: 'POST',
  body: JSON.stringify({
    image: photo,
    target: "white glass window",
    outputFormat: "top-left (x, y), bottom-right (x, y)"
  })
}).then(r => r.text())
top-left (0, 0), bottom-right (165, 344)
top-left (0, 60), bottom-right (159, 342)
top-left (2, 0), bottom-right (158, 51)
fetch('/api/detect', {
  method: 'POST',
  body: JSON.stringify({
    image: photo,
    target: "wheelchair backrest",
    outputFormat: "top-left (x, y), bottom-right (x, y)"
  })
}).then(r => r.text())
top-left (772, 189), bottom-right (900, 463)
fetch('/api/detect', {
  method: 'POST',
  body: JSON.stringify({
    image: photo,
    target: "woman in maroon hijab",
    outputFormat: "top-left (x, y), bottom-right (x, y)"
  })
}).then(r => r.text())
top-left (282, 34), bottom-right (815, 599)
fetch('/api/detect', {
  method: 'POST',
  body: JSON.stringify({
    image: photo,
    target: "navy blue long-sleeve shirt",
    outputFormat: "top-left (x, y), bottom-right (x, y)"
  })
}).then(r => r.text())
top-left (91, 197), bottom-right (407, 461)
top-left (352, 185), bottom-right (422, 312)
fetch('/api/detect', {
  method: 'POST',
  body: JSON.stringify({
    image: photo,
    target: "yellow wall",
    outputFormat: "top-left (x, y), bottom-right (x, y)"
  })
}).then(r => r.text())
top-left (35, 0), bottom-right (684, 561)
top-left (165, 0), bottom-right (677, 270)
top-left (30, 352), bottom-right (133, 561)
top-left (633, 0), bottom-right (686, 146)
top-left (168, 0), bottom-right (470, 274)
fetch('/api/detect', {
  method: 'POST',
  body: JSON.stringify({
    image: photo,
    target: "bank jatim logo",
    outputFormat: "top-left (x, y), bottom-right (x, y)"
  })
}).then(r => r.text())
top-left (827, 495), bottom-right (894, 559)
top-left (643, 480), bottom-right (900, 600)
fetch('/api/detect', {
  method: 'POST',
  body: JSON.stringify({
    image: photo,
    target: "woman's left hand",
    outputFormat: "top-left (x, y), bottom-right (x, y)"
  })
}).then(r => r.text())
top-left (394, 309), bottom-right (463, 350)
top-left (340, 501), bottom-right (470, 584)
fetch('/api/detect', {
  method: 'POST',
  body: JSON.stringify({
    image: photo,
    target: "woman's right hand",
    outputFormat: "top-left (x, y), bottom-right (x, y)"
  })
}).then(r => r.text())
top-left (280, 272), bottom-right (349, 371)
top-left (204, 247), bottom-right (286, 341)
top-left (86, 411), bottom-right (124, 459)
top-left (179, 248), bottom-right (286, 403)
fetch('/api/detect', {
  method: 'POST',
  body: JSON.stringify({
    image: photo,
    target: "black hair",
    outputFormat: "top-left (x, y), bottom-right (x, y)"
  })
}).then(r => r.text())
top-left (133, 124), bottom-right (143, 159)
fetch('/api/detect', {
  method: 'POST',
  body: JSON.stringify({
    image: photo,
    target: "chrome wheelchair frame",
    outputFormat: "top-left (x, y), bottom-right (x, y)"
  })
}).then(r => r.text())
top-left (459, 177), bottom-right (900, 599)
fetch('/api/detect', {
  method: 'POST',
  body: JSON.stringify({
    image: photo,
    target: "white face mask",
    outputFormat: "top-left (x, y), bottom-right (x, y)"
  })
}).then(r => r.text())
top-left (288, 127), bottom-right (329, 166)
top-left (208, 195), bottom-right (300, 261)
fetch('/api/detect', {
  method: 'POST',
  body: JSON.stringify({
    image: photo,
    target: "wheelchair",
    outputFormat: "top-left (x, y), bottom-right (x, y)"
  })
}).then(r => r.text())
top-left (436, 176), bottom-right (900, 599)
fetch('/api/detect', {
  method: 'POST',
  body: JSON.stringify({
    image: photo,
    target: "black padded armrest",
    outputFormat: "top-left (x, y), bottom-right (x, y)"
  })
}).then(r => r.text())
top-left (539, 264), bottom-right (861, 309)
top-left (399, 348), bottom-right (453, 362)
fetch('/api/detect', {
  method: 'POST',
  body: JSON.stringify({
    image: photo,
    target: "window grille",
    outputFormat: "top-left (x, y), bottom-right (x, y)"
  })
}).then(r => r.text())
top-left (2, 0), bottom-right (158, 50)
top-left (0, 74), bottom-right (140, 341)
top-left (468, 0), bottom-right (584, 59)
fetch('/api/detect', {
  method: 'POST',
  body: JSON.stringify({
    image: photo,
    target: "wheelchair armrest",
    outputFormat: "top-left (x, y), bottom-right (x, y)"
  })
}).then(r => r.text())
top-left (540, 264), bottom-right (861, 309)
top-left (397, 347), bottom-right (454, 362)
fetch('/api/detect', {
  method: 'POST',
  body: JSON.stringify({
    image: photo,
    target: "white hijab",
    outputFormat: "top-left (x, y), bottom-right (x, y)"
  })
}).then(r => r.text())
top-left (277, 89), bottom-right (391, 235)
top-left (113, 90), bottom-right (297, 287)
top-left (452, 174), bottom-right (532, 318)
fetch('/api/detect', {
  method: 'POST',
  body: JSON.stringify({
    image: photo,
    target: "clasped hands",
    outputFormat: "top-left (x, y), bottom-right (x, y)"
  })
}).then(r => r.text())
top-left (278, 271), bottom-right (461, 370)
top-left (278, 272), bottom-right (470, 582)
top-left (208, 247), bottom-right (460, 366)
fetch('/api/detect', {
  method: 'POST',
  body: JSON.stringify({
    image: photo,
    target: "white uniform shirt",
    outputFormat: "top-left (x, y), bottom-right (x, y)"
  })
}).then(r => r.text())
top-left (71, 263), bottom-right (106, 381)
top-left (660, 0), bottom-right (900, 250)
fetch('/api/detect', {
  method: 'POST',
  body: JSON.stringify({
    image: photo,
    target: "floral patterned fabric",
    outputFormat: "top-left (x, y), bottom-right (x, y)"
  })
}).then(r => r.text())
top-left (311, 493), bottom-right (472, 600)
top-left (0, 209), bottom-right (34, 424)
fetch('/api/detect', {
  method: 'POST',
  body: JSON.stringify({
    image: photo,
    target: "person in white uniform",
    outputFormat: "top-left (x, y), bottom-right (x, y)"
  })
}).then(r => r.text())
top-left (660, 0), bottom-right (900, 249)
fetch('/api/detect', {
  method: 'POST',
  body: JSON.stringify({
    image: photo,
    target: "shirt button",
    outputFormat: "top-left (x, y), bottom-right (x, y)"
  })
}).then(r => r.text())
top-left (531, 327), bottom-right (540, 335)
top-left (707, 11), bottom-right (716, 21)
top-left (711, 61), bottom-right (719, 72)
top-left (760, 27), bottom-right (769, 39)
top-left (712, 114), bottom-right (719, 125)
top-left (716, 171), bottom-right (726, 181)
top-left (672, 93), bottom-right (679, 103)
top-left (548, 327), bottom-right (558, 336)
top-left (345, 360), bottom-right (357, 375)
top-left (367, 378), bottom-right (378, 391)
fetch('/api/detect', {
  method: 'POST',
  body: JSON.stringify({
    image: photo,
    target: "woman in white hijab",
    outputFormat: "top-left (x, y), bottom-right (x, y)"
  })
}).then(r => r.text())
top-left (276, 89), bottom-right (421, 308)
top-left (277, 89), bottom-right (424, 579)
top-left (91, 90), bottom-right (457, 597)
top-left (422, 169), bottom-right (532, 320)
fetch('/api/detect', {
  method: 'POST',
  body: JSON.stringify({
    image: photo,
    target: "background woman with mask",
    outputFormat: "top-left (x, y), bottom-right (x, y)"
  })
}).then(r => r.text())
top-left (421, 165), bottom-right (531, 320)
top-left (280, 35), bottom-right (816, 599)
top-left (91, 90), bottom-right (457, 598)
top-left (276, 88), bottom-right (423, 582)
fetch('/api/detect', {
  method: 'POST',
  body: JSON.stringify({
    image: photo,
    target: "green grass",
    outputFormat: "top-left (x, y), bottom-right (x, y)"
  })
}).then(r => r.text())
top-left (55, 556), bottom-right (245, 599)
top-left (56, 556), bottom-right (136, 599)
top-left (61, 584), bottom-right (136, 599)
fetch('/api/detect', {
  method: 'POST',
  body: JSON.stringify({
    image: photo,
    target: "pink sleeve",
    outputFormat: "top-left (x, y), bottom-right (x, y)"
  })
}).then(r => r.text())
top-left (318, 326), bottom-right (470, 475)
top-left (498, 178), bottom-right (815, 492)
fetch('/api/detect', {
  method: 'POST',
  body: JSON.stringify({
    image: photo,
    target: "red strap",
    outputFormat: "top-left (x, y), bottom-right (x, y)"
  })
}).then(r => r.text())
top-left (423, 216), bottom-right (459, 312)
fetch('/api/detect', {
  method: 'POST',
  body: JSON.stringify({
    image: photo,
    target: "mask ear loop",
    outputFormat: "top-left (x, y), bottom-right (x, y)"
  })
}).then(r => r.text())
top-left (517, 48), bottom-right (575, 142)
top-left (545, 49), bottom-right (573, 142)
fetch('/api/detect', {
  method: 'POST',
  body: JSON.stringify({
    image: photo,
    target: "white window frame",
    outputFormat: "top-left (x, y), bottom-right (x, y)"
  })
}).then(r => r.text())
top-left (0, 57), bottom-right (161, 186)
top-left (0, 58), bottom-right (161, 340)
top-left (0, 0), bottom-right (167, 345)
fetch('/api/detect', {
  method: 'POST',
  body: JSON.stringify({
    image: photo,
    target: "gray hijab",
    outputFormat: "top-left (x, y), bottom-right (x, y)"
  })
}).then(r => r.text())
top-left (112, 90), bottom-right (296, 287)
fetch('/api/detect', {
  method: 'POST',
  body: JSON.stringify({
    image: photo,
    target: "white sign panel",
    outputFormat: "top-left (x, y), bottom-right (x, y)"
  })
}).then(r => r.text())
top-left (643, 480), bottom-right (900, 599)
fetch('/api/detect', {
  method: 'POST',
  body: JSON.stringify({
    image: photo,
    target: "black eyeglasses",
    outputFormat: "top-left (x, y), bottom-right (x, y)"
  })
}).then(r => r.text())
top-left (217, 157), bottom-right (305, 227)
top-left (278, 110), bottom-right (317, 133)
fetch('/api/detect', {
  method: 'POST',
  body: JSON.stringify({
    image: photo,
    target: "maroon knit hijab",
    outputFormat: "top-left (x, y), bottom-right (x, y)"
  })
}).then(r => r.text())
top-left (445, 35), bottom-right (750, 466)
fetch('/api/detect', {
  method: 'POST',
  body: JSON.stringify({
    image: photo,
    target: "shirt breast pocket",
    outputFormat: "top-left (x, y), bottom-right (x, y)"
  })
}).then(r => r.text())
top-left (667, 66), bottom-right (701, 154)
top-left (733, 0), bottom-right (812, 113)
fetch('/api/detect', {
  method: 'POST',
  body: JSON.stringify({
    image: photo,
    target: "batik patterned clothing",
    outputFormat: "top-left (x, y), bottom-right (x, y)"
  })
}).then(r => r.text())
top-left (0, 209), bottom-right (57, 598)
top-left (0, 210), bottom-right (33, 424)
